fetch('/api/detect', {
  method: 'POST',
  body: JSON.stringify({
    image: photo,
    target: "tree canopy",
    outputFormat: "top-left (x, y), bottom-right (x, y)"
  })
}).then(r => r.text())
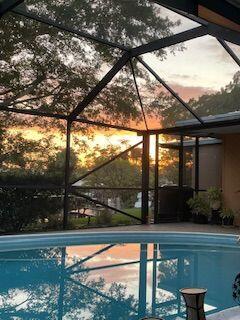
top-left (0, 1), bottom-right (181, 126)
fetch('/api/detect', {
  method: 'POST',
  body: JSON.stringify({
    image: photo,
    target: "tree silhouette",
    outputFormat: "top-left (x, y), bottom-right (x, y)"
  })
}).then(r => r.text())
top-left (0, 246), bottom-right (139, 319)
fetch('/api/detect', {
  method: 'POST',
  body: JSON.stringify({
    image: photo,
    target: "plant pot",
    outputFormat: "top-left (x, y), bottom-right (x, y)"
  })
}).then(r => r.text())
top-left (193, 214), bottom-right (208, 224)
top-left (211, 210), bottom-right (221, 225)
top-left (222, 216), bottom-right (234, 226)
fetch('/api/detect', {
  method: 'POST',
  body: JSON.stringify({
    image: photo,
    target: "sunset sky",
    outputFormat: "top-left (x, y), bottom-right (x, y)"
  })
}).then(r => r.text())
top-left (142, 6), bottom-right (239, 101)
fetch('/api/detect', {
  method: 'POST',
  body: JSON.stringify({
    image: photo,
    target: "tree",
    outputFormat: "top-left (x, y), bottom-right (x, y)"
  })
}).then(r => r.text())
top-left (0, 1), bottom-right (181, 125)
top-left (0, 143), bottom-right (82, 233)
top-left (159, 148), bottom-right (179, 185)
top-left (74, 144), bottom-right (142, 209)
top-left (0, 187), bottom-right (63, 233)
top-left (190, 71), bottom-right (240, 117)
top-left (0, 247), bottom-right (138, 319)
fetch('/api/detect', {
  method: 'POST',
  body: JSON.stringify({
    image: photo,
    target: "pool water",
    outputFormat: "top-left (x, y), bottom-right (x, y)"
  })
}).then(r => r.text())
top-left (0, 233), bottom-right (240, 319)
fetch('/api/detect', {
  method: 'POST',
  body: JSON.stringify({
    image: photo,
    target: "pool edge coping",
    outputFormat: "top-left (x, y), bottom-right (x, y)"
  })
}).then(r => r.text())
top-left (0, 230), bottom-right (239, 252)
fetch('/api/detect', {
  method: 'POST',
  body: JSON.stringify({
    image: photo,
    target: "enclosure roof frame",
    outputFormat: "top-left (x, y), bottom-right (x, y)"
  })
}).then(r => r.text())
top-left (0, 0), bottom-right (239, 135)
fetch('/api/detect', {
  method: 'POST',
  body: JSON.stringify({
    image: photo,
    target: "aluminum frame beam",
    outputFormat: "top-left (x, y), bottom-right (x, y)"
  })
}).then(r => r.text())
top-left (74, 118), bottom-right (142, 133)
top-left (179, 135), bottom-right (184, 188)
top-left (71, 186), bottom-right (145, 191)
top-left (12, 7), bottom-right (129, 51)
top-left (66, 244), bottom-right (115, 272)
top-left (195, 137), bottom-right (200, 194)
top-left (70, 140), bottom-right (143, 185)
top-left (146, 117), bottom-right (240, 135)
top-left (0, 106), bottom-right (67, 120)
top-left (69, 260), bottom-right (141, 274)
top-left (131, 26), bottom-right (207, 57)
top-left (138, 243), bottom-right (148, 318)
top-left (0, 0), bottom-right (23, 17)
top-left (0, 184), bottom-right (63, 189)
top-left (141, 134), bottom-right (150, 224)
top-left (129, 59), bottom-right (148, 130)
top-left (154, 135), bottom-right (159, 224)
top-left (71, 192), bottom-right (143, 222)
top-left (151, 243), bottom-right (158, 316)
top-left (0, 107), bottom-right (142, 133)
top-left (136, 57), bottom-right (204, 124)
top-left (69, 52), bottom-right (130, 121)
top-left (63, 120), bottom-right (71, 229)
top-left (218, 39), bottom-right (240, 67)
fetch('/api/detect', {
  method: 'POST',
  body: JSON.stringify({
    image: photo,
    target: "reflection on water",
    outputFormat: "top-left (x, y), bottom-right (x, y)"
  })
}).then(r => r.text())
top-left (0, 242), bottom-right (240, 319)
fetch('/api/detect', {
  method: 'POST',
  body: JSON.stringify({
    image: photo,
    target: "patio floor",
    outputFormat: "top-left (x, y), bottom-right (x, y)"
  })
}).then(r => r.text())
top-left (77, 222), bottom-right (240, 235)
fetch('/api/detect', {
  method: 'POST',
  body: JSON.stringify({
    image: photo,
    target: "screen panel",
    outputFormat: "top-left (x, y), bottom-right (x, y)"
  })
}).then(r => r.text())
top-left (0, 112), bottom-right (67, 184)
top-left (133, 59), bottom-right (198, 129)
top-left (0, 111), bottom-right (66, 233)
top-left (141, 35), bottom-right (240, 122)
top-left (0, 186), bottom-right (64, 234)
top-left (70, 131), bottom-right (143, 188)
top-left (68, 189), bottom-right (142, 229)
top-left (16, 0), bottom-right (200, 48)
top-left (226, 41), bottom-right (240, 58)
top-left (79, 63), bottom-right (147, 130)
top-left (0, 11), bottom-right (121, 116)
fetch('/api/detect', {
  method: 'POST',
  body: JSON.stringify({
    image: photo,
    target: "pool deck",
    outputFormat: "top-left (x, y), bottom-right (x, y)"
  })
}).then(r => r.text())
top-left (76, 222), bottom-right (240, 235)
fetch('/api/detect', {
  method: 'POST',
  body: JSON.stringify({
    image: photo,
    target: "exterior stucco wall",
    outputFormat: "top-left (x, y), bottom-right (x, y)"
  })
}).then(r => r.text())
top-left (192, 144), bottom-right (222, 190)
top-left (222, 134), bottom-right (240, 212)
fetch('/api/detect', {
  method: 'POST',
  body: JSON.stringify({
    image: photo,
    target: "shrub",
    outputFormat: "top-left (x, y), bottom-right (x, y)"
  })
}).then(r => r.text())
top-left (95, 210), bottom-right (112, 226)
top-left (0, 188), bottom-right (62, 233)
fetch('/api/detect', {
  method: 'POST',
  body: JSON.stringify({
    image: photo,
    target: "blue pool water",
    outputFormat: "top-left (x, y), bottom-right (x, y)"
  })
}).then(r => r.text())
top-left (0, 232), bottom-right (239, 319)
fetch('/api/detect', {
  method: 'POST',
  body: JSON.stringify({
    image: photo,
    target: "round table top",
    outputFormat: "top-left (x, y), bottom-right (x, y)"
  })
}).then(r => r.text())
top-left (180, 288), bottom-right (207, 294)
top-left (140, 318), bottom-right (163, 320)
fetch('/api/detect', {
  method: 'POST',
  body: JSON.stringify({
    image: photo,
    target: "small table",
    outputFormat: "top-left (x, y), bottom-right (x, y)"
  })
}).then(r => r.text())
top-left (180, 288), bottom-right (207, 320)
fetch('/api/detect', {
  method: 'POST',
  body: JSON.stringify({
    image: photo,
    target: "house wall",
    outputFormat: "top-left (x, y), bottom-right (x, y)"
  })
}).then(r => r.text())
top-left (222, 134), bottom-right (240, 215)
top-left (192, 144), bottom-right (222, 190)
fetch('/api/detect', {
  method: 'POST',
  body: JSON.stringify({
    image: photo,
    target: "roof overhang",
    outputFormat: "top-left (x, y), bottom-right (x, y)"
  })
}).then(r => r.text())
top-left (152, 0), bottom-right (240, 47)
top-left (154, 0), bottom-right (240, 32)
top-left (147, 115), bottom-right (240, 137)
top-left (160, 138), bottom-right (222, 150)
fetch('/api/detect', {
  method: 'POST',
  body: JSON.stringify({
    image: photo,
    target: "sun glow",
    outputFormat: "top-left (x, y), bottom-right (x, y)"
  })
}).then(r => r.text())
top-left (8, 125), bottom-right (166, 163)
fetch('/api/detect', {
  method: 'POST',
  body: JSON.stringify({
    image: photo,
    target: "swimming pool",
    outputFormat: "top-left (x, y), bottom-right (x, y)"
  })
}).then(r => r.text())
top-left (0, 231), bottom-right (239, 319)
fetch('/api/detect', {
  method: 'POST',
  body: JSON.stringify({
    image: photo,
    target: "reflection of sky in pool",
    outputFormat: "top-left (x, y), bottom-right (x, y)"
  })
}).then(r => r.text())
top-left (0, 242), bottom-right (240, 319)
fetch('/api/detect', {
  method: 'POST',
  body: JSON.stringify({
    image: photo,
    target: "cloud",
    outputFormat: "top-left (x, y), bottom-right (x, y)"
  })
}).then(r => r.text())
top-left (169, 82), bottom-right (215, 101)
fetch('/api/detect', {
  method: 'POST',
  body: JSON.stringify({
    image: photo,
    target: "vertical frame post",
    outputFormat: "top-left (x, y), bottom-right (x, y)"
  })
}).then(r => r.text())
top-left (138, 243), bottom-right (148, 318)
top-left (63, 120), bottom-right (71, 229)
top-left (179, 135), bottom-right (184, 188)
top-left (141, 133), bottom-right (150, 224)
top-left (178, 135), bottom-right (184, 220)
top-left (58, 247), bottom-right (66, 319)
top-left (195, 137), bottom-right (199, 194)
top-left (177, 256), bottom-right (184, 314)
top-left (151, 243), bottom-right (158, 316)
top-left (154, 134), bottom-right (159, 224)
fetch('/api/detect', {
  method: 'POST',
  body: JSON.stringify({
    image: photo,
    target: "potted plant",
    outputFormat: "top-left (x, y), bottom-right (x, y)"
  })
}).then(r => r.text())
top-left (207, 187), bottom-right (222, 224)
top-left (207, 187), bottom-right (222, 210)
top-left (187, 194), bottom-right (210, 224)
top-left (220, 208), bottom-right (236, 226)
